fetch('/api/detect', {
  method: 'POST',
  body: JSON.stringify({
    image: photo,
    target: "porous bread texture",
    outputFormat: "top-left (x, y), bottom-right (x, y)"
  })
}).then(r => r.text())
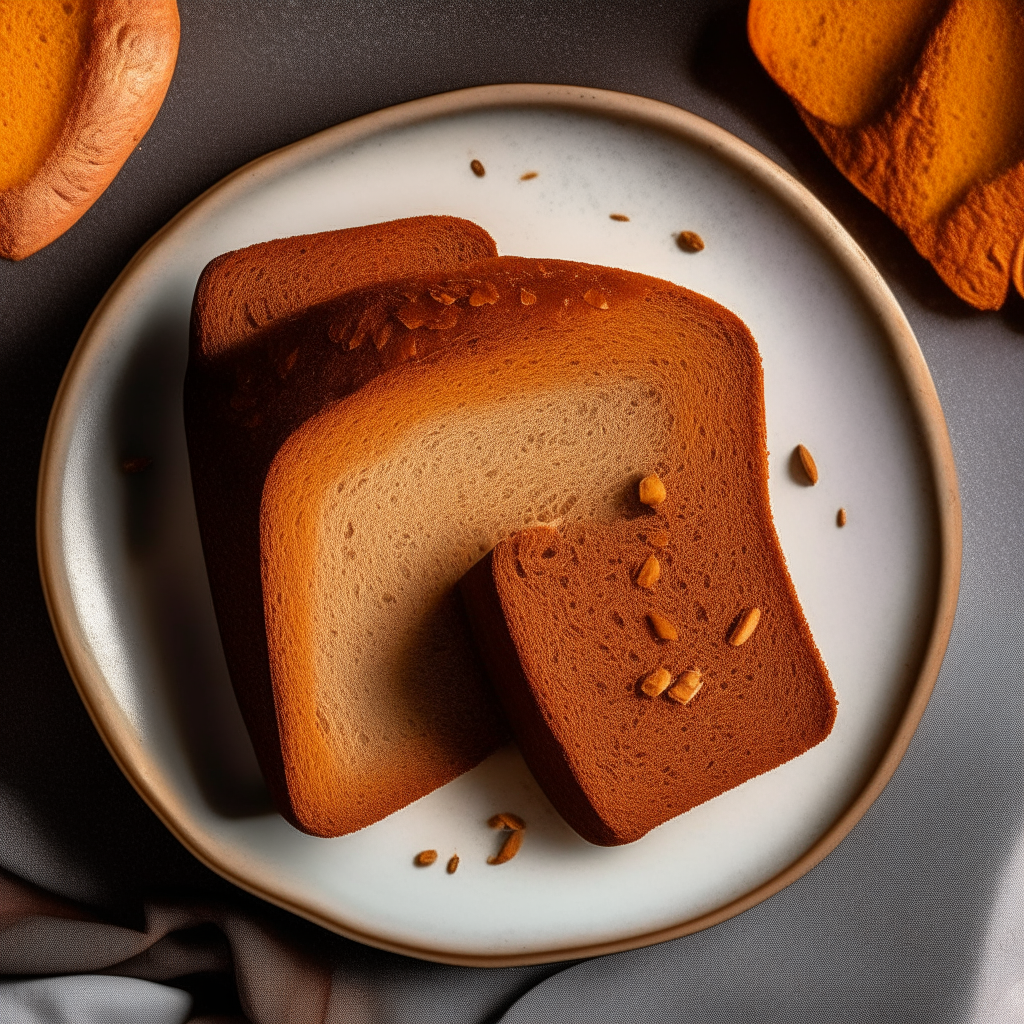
top-left (190, 228), bottom-right (836, 841)
top-left (262, 329), bottom-right (673, 833)
top-left (220, 254), bottom-right (701, 838)
top-left (191, 217), bottom-right (500, 358)
top-left (748, 0), bottom-right (945, 128)
top-left (0, 1), bottom-right (91, 192)
top-left (459, 293), bottom-right (838, 847)
top-left (185, 215), bottom-right (499, 836)
top-left (748, 0), bottom-right (1024, 310)
top-left (0, 0), bottom-right (179, 261)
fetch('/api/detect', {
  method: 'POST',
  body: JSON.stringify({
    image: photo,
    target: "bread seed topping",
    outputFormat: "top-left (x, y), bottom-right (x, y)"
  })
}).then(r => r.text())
top-left (647, 611), bottom-right (678, 641)
top-left (728, 607), bottom-right (762, 647)
top-left (667, 668), bottom-right (703, 704)
top-left (637, 554), bottom-right (660, 590)
top-left (639, 473), bottom-right (667, 507)
top-left (640, 667), bottom-right (672, 697)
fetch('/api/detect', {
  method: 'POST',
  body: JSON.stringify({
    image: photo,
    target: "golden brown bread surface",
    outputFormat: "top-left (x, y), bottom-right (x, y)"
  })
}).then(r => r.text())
top-left (257, 259), bottom-right (705, 835)
top-left (191, 217), bottom-right (500, 358)
top-left (185, 216), bottom-right (501, 835)
top-left (748, 0), bottom-right (1024, 310)
top-left (458, 289), bottom-right (838, 846)
top-left (0, 0), bottom-right (180, 260)
top-left (189, 219), bottom-right (835, 841)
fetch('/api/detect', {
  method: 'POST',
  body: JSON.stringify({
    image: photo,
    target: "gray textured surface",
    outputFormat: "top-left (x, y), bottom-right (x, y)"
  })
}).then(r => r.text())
top-left (1, 1), bottom-right (1022, 1020)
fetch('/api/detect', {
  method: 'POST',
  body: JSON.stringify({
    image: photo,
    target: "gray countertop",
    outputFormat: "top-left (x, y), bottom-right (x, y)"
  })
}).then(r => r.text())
top-left (1, 2), bottom-right (1022, 1020)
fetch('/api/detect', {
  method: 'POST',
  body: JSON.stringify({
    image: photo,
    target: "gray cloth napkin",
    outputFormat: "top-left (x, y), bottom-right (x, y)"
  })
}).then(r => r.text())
top-left (0, 868), bottom-right (560, 1022)
top-left (0, 977), bottom-right (193, 1024)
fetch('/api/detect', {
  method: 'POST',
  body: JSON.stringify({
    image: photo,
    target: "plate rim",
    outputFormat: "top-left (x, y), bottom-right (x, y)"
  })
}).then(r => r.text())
top-left (36, 82), bottom-right (962, 967)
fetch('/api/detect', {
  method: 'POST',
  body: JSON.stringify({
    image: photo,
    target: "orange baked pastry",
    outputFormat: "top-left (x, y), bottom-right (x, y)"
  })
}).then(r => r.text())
top-left (749, 0), bottom-right (1024, 310)
top-left (0, 0), bottom-right (179, 260)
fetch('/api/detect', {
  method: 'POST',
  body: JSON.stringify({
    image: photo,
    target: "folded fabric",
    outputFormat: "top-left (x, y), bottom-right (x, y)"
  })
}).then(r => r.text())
top-left (748, 0), bottom-right (1024, 310)
top-left (0, 868), bottom-right (562, 1023)
top-left (0, 975), bottom-right (192, 1024)
top-left (0, 869), bottom-right (328, 1022)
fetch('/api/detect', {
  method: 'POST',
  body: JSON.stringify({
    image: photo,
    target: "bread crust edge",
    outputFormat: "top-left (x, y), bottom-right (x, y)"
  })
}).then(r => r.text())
top-left (0, 0), bottom-right (180, 261)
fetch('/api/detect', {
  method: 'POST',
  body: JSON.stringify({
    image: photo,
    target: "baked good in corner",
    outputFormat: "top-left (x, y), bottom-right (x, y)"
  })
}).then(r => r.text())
top-left (748, 0), bottom-right (1024, 310)
top-left (0, 0), bottom-right (179, 260)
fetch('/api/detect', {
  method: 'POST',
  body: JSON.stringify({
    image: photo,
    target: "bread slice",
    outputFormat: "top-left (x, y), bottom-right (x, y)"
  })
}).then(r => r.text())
top-left (458, 286), bottom-right (838, 846)
top-left (748, 0), bottom-right (1024, 310)
top-left (191, 216), bottom-right (500, 358)
top-left (0, 0), bottom-right (180, 260)
top-left (190, 234), bottom-right (836, 841)
top-left (185, 216), bottom-right (500, 835)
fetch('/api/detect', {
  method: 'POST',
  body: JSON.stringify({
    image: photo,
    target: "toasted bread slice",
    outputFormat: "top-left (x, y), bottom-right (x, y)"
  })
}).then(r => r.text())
top-left (458, 282), bottom-right (837, 846)
top-left (190, 233), bottom-right (836, 840)
top-left (749, 0), bottom-right (1024, 309)
top-left (185, 216), bottom-right (500, 835)
top-left (0, 0), bottom-right (180, 260)
top-left (189, 242), bottom-right (760, 837)
top-left (255, 259), bottom-right (707, 835)
top-left (191, 216), bottom-right (500, 358)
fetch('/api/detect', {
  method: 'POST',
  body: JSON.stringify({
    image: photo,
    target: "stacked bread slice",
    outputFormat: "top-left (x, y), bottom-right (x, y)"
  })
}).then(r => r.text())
top-left (458, 286), bottom-right (838, 845)
top-left (186, 216), bottom-right (837, 841)
top-left (186, 216), bottom-right (505, 835)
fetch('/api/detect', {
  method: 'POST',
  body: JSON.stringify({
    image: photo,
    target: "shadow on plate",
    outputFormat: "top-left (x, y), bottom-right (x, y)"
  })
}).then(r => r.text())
top-left (109, 306), bottom-right (272, 818)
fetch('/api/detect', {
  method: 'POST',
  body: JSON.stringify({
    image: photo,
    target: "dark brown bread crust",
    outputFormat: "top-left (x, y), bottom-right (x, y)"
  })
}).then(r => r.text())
top-left (190, 216), bottom-right (499, 358)
top-left (184, 216), bottom-right (498, 833)
top-left (459, 307), bottom-right (838, 846)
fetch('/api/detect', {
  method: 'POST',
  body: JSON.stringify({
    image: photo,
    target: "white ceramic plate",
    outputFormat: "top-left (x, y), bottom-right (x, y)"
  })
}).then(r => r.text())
top-left (38, 85), bottom-right (960, 966)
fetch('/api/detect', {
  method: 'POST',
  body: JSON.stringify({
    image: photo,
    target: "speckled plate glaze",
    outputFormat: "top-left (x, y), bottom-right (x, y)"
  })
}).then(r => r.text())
top-left (37, 85), bottom-right (961, 966)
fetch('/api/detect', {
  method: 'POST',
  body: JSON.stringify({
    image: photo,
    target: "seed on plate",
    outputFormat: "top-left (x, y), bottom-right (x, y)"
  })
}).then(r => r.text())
top-left (796, 444), bottom-right (819, 485)
top-left (676, 230), bottom-right (704, 252)
top-left (488, 812), bottom-right (526, 831)
top-left (488, 829), bottom-right (524, 865)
